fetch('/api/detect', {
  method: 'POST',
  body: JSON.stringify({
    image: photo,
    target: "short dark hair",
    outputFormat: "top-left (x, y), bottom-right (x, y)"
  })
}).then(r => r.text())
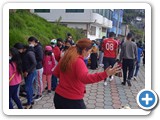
top-left (127, 33), bottom-right (132, 39)
top-left (14, 43), bottom-right (24, 49)
top-left (131, 38), bottom-right (135, 42)
top-left (102, 36), bottom-right (106, 39)
top-left (109, 32), bottom-right (115, 38)
top-left (28, 36), bottom-right (38, 43)
top-left (67, 33), bottom-right (71, 37)
top-left (57, 38), bottom-right (63, 42)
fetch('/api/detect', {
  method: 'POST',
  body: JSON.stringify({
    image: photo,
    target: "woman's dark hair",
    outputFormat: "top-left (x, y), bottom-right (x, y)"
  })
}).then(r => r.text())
top-left (28, 36), bottom-right (38, 43)
top-left (109, 32), bottom-right (115, 38)
top-left (10, 47), bottom-right (22, 75)
top-left (44, 50), bottom-right (52, 56)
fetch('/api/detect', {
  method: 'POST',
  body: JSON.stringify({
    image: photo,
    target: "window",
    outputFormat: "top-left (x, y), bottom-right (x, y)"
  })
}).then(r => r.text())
top-left (102, 27), bottom-right (106, 32)
top-left (99, 9), bottom-right (103, 16)
top-left (66, 9), bottom-right (84, 13)
top-left (106, 10), bottom-right (110, 19)
top-left (90, 26), bottom-right (96, 35)
top-left (109, 10), bottom-right (113, 20)
top-left (34, 9), bottom-right (50, 13)
top-left (92, 9), bottom-right (97, 13)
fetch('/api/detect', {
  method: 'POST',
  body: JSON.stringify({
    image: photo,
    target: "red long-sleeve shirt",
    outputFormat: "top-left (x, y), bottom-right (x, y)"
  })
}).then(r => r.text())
top-left (53, 56), bottom-right (108, 100)
top-left (52, 46), bottom-right (60, 62)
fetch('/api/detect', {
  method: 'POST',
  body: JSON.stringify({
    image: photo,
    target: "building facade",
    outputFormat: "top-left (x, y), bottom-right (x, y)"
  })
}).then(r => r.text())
top-left (30, 9), bottom-right (113, 40)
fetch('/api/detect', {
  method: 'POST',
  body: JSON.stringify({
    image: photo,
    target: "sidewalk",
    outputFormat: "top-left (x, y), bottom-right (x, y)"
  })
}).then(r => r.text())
top-left (19, 64), bottom-right (145, 109)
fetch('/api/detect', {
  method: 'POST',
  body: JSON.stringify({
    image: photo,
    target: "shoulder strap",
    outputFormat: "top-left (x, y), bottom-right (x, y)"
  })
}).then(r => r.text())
top-left (9, 73), bottom-right (16, 82)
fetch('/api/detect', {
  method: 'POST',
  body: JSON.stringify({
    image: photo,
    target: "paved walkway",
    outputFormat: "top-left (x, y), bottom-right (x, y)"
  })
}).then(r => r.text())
top-left (19, 64), bottom-right (145, 109)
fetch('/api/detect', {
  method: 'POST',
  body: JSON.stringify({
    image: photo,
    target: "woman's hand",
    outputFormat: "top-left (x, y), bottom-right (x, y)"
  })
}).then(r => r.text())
top-left (105, 64), bottom-right (121, 76)
top-left (23, 72), bottom-right (28, 77)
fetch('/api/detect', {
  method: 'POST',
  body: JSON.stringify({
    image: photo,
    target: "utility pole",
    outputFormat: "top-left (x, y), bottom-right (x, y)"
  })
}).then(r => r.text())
top-left (116, 10), bottom-right (120, 37)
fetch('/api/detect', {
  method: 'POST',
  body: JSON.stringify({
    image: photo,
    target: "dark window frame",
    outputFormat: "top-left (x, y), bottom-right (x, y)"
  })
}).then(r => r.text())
top-left (34, 9), bottom-right (50, 13)
top-left (65, 9), bottom-right (84, 13)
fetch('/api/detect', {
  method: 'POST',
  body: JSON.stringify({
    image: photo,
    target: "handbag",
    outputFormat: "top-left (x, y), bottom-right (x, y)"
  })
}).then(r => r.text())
top-left (9, 73), bottom-right (16, 82)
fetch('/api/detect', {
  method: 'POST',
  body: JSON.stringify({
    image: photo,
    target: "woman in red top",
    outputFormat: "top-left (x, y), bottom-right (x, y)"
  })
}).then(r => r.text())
top-left (53, 38), bottom-right (121, 109)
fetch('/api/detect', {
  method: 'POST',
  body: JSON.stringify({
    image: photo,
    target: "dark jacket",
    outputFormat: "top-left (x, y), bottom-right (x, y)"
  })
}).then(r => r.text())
top-left (34, 44), bottom-right (43, 69)
top-left (22, 47), bottom-right (37, 74)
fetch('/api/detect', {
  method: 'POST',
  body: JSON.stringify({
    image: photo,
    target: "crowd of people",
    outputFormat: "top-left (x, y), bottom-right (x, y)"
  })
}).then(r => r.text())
top-left (9, 32), bottom-right (145, 109)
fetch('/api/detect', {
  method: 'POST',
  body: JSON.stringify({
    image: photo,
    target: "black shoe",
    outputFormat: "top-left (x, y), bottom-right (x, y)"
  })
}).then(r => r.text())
top-left (52, 88), bottom-right (56, 91)
top-left (48, 90), bottom-right (51, 93)
top-left (34, 95), bottom-right (42, 101)
top-left (45, 87), bottom-right (48, 90)
top-left (19, 92), bottom-right (27, 97)
top-left (127, 80), bottom-right (132, 87)
top-left (121, 82), bottom-right (126, 86)
top-left (22, 101), bottom-right (34, 106)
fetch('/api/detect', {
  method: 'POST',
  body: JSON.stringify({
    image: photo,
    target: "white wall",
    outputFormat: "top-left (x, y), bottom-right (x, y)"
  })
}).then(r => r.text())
top-left (31, 9), bottom-right (92, 23)
top-left (67, 23), bottom-right (87, 29)
top-left (30, 9), bottom-right (113, 40)
top-left (87, 25), bottom-right (101, 40)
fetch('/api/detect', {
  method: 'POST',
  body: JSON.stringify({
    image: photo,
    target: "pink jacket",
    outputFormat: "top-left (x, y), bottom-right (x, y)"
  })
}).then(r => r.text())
top-left (43, 54), bottom-right (56, 75)
top-left (9, 62), bottom-right (22, 86)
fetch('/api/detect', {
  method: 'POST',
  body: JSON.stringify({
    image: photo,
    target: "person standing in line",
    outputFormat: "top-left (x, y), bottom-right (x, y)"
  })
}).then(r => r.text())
top-left (28, 37), bottom-right (44, 101)
top-left (50, 39), bottom-right (61, 91)
top-left (120, 33), bottom-right (137, 86)
top-left (22, 45), bottom-right (37, 109)
top-left (53, 38), bottom-right (121, 109)
top-left (57, 38), bottom-right (64, 51)
top-left (90, 45), bottom-right (98, 70)
top-left (60, 40), bottom-right (72, 58)
top-left (142, 42), bottom-right (145, 66)
top-left (132, 42), bottom-right (143, 80)
top-left (102, 32), bottom-right (118, 86)
top-left (65, 33), bottom-right (75, 45)
top-left (9, 48), bottom-right (23, 109)
top-left (42, 46), bottom-right (56, 94)
top-left (98, 36), bottom-right (105, 67)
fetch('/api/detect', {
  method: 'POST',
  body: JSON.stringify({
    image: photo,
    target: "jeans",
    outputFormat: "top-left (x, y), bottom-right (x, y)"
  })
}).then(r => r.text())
top-left (98, 51), bottom-right (104, 65)
top-left (25, 70), bottom-right (36, 105)
top-left (84, 59), bottom-right (88, 66)
top-left (51, 75), bottom-right (57, 90)
top-left (134, 62), bottom-right (140, 77)
top-left (35, 68), bottom-right (43, 95)
top-left (9, 84), bottom-right (23, 109)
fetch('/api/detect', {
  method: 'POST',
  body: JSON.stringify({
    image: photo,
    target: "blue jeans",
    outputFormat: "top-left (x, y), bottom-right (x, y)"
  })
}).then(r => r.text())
top-left (35, 68), bottom-right (43, 95)
top-left (134, 62), bottom-right (140, 77)
top-left (9, 84), bottom-right (23, 109)
top-left (84, 59), bottom-right (88, 66)
top-left (51, 75), bottom-right (57, 90)
top-left (25, 70), bottom-right (36, 105)
top-left (98, 51), bottom-right (104, 65)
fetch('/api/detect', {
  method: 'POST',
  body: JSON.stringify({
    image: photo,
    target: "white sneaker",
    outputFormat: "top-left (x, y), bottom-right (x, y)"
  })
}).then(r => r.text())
top-left (134, 76), bottom-right (137, 81)
top-left (99, 64), bottom-right (104, 67)
top-left (109, 76), bottom-right (114, 81)
top-left (104, 81), bottom-right (107, 86)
